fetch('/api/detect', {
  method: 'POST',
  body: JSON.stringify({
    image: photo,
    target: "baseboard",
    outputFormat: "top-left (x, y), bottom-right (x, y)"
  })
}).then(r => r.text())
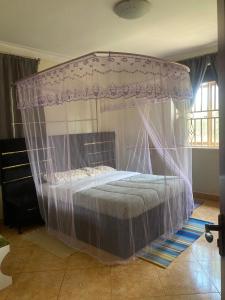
top-left (193, 192), bottom-right (219, 201)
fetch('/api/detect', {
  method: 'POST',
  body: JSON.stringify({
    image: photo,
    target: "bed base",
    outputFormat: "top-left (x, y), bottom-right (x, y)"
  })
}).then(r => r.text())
top-left (74, 203), bottom-right (165, 259)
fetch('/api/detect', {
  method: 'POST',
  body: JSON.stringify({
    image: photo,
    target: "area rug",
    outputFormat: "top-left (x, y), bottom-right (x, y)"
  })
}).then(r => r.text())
top-left (137, 218), bottom-right (213, 268)
top-left (22, 228), bottom-right (76, 258)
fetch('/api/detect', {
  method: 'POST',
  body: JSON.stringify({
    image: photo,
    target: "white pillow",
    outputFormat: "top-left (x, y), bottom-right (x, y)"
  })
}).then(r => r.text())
top-left (42, 172), bottom-right (68, 185)
top-left (70, 169), bottom-right (89, 178)
top-left (43, 169), bottom-right (88, 185)
top-left (80, 165), bottom-right (116, 177)
top-left (82, 167), bottom-right (102, 176)
top-left (94, 165), bottom-right (116, 172)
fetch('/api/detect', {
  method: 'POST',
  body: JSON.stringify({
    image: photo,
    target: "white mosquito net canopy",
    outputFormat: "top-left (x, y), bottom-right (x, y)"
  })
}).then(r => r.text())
top-left (16, 52), bottom-right (193, 264)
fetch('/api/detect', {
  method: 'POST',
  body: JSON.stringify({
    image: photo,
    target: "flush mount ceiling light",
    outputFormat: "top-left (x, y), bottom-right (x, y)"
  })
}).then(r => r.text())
top-left (114, 0), bottom-right (151, 19)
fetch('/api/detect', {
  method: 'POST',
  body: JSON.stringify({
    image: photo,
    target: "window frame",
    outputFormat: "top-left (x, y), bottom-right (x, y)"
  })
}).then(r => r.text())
top-left (188, 81), bottom-right (219, 149)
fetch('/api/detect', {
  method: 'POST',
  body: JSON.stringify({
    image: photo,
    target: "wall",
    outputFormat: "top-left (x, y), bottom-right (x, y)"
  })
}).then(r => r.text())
top-left (44, 100), bottom-right (97, 135)
top-left (192, 148), bottom-right (219, 196)
top-left (38, 59), bottom-right (58, 71)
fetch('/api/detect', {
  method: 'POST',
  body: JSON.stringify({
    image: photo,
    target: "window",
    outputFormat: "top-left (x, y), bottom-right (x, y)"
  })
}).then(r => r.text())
top-left (188, 81), bottom-right (219, 148)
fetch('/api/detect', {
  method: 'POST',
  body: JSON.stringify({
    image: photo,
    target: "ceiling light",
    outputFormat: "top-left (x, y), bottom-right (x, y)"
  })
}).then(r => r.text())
top-left (114, 0), bottom-right (151, 19)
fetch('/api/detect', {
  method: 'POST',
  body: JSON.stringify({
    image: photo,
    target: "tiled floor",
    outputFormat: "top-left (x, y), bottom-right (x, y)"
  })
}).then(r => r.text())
top-left (0, 200), bottom-right (221, 300)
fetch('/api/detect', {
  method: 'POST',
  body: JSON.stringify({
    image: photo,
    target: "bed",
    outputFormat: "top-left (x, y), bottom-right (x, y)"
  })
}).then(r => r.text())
top-left (40, 132), bottom-right (187, 259)
top-left (16, 52), bottom-right (193, 263)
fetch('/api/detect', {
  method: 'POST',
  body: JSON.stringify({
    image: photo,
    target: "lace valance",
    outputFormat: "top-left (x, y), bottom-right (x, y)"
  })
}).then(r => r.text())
top-left (16, 52), bottom-right (192, 109)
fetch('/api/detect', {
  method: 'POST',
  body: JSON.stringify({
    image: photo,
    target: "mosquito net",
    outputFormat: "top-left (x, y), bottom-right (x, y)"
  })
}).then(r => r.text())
top-left (16, 52), bottom-right (193, 263)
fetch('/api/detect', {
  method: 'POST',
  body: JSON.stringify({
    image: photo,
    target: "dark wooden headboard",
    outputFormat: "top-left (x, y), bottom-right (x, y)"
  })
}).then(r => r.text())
top-left (48, 131), bottom-right (116, 172)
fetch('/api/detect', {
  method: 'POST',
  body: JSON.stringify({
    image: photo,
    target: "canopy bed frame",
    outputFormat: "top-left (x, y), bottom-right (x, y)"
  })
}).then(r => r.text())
top-left (15, 51), bottom-right (193, 263)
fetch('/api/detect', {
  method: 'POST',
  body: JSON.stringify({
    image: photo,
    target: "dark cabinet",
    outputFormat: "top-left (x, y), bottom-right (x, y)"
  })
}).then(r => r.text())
top-left (0, 138), bottom-right (43, 233)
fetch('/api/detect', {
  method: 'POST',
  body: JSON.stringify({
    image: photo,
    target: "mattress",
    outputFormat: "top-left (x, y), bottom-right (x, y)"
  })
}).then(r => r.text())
top-left (41, 171), bottom-right (184, 219)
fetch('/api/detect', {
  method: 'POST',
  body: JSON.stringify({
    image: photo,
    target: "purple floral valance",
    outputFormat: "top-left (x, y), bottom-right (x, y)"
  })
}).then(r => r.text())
top-left (16, 52), bottom-right (193, 109)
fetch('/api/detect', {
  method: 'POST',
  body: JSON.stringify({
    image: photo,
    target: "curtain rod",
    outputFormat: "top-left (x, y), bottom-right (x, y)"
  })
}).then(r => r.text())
top-left (15, 51), bottom-right (190, 85)
top-left (0, 51), bottom-right (40, 62)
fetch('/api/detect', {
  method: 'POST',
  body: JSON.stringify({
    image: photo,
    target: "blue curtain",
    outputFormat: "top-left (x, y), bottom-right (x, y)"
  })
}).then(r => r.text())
top-left (179, 53), bottom-right (218, 106)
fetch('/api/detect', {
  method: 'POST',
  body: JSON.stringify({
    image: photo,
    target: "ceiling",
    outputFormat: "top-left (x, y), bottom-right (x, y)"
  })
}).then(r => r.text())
top-left (0, 0), bottom-right (217, 61)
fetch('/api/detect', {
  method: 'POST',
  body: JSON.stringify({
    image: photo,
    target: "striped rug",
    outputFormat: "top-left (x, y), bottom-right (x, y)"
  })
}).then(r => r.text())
top-left (137, 218), bottom-right (213, 268)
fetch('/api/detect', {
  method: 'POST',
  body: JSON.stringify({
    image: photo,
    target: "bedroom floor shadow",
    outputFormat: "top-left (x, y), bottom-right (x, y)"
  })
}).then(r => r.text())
top-left (0, 199), bottom-right (221, 300)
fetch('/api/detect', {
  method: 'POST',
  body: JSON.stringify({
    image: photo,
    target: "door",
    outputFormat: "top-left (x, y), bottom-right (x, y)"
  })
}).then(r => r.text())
top-left (218, 0), bottom-right (225, 298)
top-left (206, 0), bottom-right (225, 298)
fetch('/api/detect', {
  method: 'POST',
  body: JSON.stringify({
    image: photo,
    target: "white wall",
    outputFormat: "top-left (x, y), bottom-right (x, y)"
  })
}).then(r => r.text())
top-left (44, 100), bottom-right (97, 135)
top-left (192, 148), bottom-right (219, 195)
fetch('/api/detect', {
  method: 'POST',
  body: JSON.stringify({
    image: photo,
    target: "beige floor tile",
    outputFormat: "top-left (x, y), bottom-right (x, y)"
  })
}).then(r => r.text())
top-left (158, 261), bottom-right (218, 295)
top-left (1, 246), bottom-right (34, 275)
top-left (190, 236), bottom-right (220, 263)
top-left (192, 201), bottom-right (219, 224)
top-left (5, 271), bottom-right (64, 300)
top-left (112, 259), bottom-right (162, 272)
top-left (58, 267), bottom-right (111, 300)
top-left (174, 246), bottom-right (198, 263)
top-left (66, 251), bottom-right (105, 270)
top-left (199, 260), bottom-right (221, 292)
top-left (111, 263), bottom-right (165, 299)
top-left (23, 245), bottom-right (67, 272)
top-left (0, 226), bottom-right (34, 249)
top-left (192, 212), bottom-right (219, 224)
top-left (133, 257), bottom-right (164, 269)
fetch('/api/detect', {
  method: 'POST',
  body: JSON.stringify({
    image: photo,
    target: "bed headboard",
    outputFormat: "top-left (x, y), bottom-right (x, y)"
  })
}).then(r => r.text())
top-left (49, 131), bottom-right (116, 171)
top-left (80, 131), bottom-right (116, 168)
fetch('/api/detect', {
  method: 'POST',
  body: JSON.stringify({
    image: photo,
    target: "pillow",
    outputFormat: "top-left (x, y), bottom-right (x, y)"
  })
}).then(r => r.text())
top-left (42, 172), bottom-right (68, 185)
top-left (70, 169), bottom-right (89, 178)
top-left (43, 169), bottom-right (88, 185)
top-left (81, 167), bottom-right (102, 176)
top-left (81, 165), bottom-right (116, 177)
top-left (94, 165), bottom-right (116, 172)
